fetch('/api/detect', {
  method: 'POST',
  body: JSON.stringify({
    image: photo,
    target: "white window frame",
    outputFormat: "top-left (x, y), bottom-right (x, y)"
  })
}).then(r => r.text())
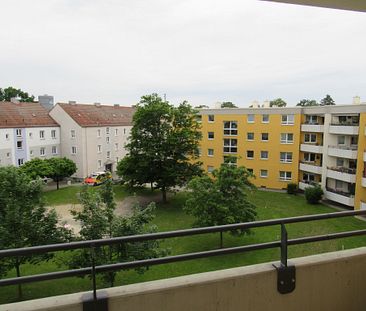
top-left (306, 115), bottom-right (318, 124)
top-left (247, 150), bottom-right (254, 159)
top-left (115, 143), bottom-right (119, 151)
top-left (262, 114), bottom-right (269, 123)
top-left (18, 158), bottom-right (24, 166)
top-left (223, 139), bottom-right (238, 153)
top-left (40, 147), bottom-right (46, 157)
top-left (16, 129), bottom-right (22, 137)
top-left (208, 149), bottom-right (214, 157)
top-left (52, 146), bottom-right (57, 155)
top-left (208, 115), bottom-right (215, 123)
top-left (260, 169), bottom-right (268, 178)
top-left (17, 141), bottom-right (23, 150)
top-left (97, 145), bottom-right (102, 153)
top-left (304, 153), bottom-right (316, 163)
top-left (106, 136), bottom-right (110, 144)
top-left (261, 133), bottom-right (269, 141)
top-left (260, 151), bottom-right (268, 160)
top-left (70, 130), bottom-right (76, 139)
top-left (247, 132), bottom-right (254, 141)
top-left (207, 166), bottom-right (215, 173)
top-left (71, 146), bottom-right (77, 155)
top-left (280, 133), bottom-right (294, 144)
top-left (208, 132), bottom-right (214, 140)
top-left (304, 133), bottom-right (317, 143)
top-left (247, 114), bottom-right (255, 123)
top-left (303, 172), bottom-right (315, 182)
top-left (107, 151), bottom-right (111, 159)
top-left (106, 127), bottom-right (110, 135)
top-left (281, 114), bottom-right (294, 125)
top-left (5, 133), bottom-right (9, 140)
top-left (40, 130), bottom-right (45, 140)
top-left (279, 171), bottom-right (292, 181)
top-left (337, 135), bottom-right (345, 145)
top-left (98, 160), bottom-right (102, 168)
top-left (97, 129), bottom-right (101, 138)
top-left (51, 130), bottom-right (56, 139)
top-left (115, 129), bottom-right (118, 136)
top-left (280, 152), bottom-right (293, 163)
top-left (223, 121), bottom-right (238, 136)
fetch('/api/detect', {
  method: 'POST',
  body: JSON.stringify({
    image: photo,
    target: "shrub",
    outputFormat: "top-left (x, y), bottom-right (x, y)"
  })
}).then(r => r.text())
top-left (287, 183), bottom-right (297, 195)
top-left (305, 185), bottom-right (323, 204)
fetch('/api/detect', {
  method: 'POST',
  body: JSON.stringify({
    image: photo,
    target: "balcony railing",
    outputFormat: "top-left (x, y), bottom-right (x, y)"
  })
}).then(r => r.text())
top-left (300, 180), bottom-right (319, 186)
top-left (2, 210), bottom-right (366, 308)
top-left (328, 145), bottom-right (358, 151)
top-left (326, 187), bottom-right (354, 198)
top-left (330, 122), bottom-right (359, 126)
top-left (327, 166), bottom-right (356, 175)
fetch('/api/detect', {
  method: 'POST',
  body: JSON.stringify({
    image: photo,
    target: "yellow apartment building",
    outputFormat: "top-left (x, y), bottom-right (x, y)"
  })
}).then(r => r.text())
top-left (198, 98), bottom-right (366, 210)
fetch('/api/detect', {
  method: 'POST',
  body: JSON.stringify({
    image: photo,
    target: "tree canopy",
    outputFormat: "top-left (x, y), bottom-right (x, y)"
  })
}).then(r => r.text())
top-left (117, 93), bottom-right (202, 202)
top-left (320, 94), bottom-right (335, 106)
top-left (184, 162), bottom-right (257, 244)
top-left (296, 99), bottom-right (319, 107)
top-left (221, 102), bottom-right (237, 108)
top-left (46, 157), bottom-right (77, 189)
top-left (0, 86), bottom-right (35, 102)
top-left (269, 98), bottom-right (287, 107)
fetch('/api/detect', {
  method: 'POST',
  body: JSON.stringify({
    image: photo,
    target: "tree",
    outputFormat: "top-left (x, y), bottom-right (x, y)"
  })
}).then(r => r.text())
top-left (19, 158), bottom-right (53, 180)
top-left (320, 94), bottom-right (335, 106)
top-left (195, 105), bottom-right (209, 109)
top-left (296, 99), bottom-right (319, 107)
top-left (69, 181), bottom-right (165, 287)
top-left (304, 185), bottom-right (323, 204)
top-left (270, 98), bottom-right (287, 107)
top-left (184, 162), bottom-right (257, 247)
top-left (46, 157), bottom-right (77, 190)
top-left (0, 166), bottom-right (73, 299)
top-left (0, 86), bottom-right (35, 102)
top-left (221, 102), bottom-right (237, 108)
top-left (117, 93), bottom-right (202, 203)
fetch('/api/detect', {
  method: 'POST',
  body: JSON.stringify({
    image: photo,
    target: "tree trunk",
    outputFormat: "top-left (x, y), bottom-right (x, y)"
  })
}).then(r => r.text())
top-left (15, 258), bottom-right (22, 300)
top-left (162, 187), bottom-right (167, 203)
top-left (56, 178), bottom-right (59, 190)
top-left (150, 182), bottom-right (154, 192)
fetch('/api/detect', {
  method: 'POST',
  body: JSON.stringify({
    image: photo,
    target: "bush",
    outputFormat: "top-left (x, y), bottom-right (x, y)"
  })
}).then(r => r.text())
top-left (305, 185), bottom-right (323, 204)
top-left (287, 183), bottom-right (297, 195)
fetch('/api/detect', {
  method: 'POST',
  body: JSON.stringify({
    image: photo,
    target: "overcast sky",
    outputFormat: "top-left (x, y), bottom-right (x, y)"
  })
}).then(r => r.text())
top-left (1, 0), bottom-right (365, 107)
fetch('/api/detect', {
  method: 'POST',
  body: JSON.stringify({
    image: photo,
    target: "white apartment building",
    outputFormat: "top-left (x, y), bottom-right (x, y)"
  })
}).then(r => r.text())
top-left (0, 101), bottom-right (60, 167)
top-left (49, 102), bottom-right (134, 179)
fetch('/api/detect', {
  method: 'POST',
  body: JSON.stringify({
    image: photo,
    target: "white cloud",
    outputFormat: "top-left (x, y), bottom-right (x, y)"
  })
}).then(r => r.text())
top-left (0, 0), bottom-right (365, 107)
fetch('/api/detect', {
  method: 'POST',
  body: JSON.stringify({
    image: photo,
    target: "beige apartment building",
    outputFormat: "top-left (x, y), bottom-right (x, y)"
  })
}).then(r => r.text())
top-left (49, 102), bottom-right (134, 179)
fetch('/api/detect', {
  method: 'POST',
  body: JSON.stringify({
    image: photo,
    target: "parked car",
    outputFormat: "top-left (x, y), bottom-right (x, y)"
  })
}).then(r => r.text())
top-left (84, 171), bottom-right (112, 186)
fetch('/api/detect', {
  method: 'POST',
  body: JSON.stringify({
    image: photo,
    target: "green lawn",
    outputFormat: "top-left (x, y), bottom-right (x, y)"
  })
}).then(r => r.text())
top-left (2, 190), bottom-right (366, 304)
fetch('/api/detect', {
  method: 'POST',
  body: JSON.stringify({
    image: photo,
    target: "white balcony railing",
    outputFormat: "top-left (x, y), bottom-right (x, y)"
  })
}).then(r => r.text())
top-left (328, 146), bottom-right (358, 159)
top-left (301, 124), bottom-right (324, 133)
top-left (326, 168), bottom-right (356, 183)
top-left (300, 144), bottom-right (323, 154)
top-left (299, 162), bottom-right (322, 174)
top-left (329, 125), bottom-right (359, 135)
top-left (324, 189), bottom-right (355, 207)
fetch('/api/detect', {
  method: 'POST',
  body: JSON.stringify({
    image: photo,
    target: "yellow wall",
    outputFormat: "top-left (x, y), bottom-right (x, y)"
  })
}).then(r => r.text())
top-left (199, 113), bottom-right (301, 189)
top-left (354, 113), bottom-right (366, 209)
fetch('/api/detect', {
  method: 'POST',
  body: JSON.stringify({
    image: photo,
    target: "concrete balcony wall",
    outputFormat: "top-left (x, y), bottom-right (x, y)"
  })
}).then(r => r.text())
top-left (362, 178), bottom-right (366, 188)
top-left (298, 181), bottom-right (315, 190)
top-left (328, 147), bottom-right (358, 159)
top-left (324, 190), bottom-right (354, 207)
top-left (299, 163), bottom-right (322, 174)
top-left (363, 152), bottom-right (366, 162)
top-left (329, 125), bottom-right (359, 135)
top-left (326, 169), bottom-right (356, 183)
top-left (301, 124), bottom-right (324, 132)
top-left (6, 248), bottom-right (366, 311)
top-left (300, 144), bottom-right (323, 154)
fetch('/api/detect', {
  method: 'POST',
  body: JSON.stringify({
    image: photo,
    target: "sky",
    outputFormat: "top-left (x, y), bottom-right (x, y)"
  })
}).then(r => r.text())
top-left (0, 0), bottom-right (365, 107)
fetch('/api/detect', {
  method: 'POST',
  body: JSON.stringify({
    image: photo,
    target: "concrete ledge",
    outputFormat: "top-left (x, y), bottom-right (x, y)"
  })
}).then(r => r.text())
top-left (3, 247), bottom-right (366, 311)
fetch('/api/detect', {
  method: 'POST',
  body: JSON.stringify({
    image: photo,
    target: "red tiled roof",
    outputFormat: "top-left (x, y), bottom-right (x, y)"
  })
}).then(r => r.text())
top-left (57, 103), bottom-right (134, 127)
top-left (0, 102), bottom-right (59, 128)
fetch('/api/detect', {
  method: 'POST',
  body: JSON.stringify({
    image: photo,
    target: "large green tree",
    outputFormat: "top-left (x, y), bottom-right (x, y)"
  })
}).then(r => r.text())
top-left (320, 94), bottom-right (335, 106)
top-left (221, 102), bottom-right (237, 108)
top-left (296, 99), bottom-right (319, 107)
top-left (46, 157), bottom-right (77, 190)
top-left (69, 181), bottom-right (165, 287)
top-left (270, 98), bottom-right (287, 107)
top-left (19, 158), bottom-right (53, 179)
top-left (117, 94), bottom-right (202, 202)
top-left (0, 86), bottom-right (35, 102)
top-left (184, 162), bottom-right (257, 247)
top-left (0, 166), bottom-right (73, 299)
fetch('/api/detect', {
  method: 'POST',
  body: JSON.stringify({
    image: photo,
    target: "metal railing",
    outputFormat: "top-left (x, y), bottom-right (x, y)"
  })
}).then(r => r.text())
top-left (1, 210), bottom-right (366, 305)
top-left (328, 145), bottom-right (358, 151)
top-left (327, 166), bottom-right (357, 175)
top-left (326, 187), bottom-right (355, 198)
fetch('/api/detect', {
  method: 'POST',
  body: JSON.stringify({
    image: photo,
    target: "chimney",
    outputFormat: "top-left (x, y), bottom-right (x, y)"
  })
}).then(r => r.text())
top-left (263, 100), bottom-right (270, 108)
top-left (38, 95), bottom-right (54, 111)
top-left (250, 100), bottom-right (259, 108)
top-left (94, 102), bottom-right (101, 107)
top-left (214, 102), bottom-right (222, 109)
top-left (68, 101), bottom-right (76, 105)
top-left (10, 97), bottom-right (20, 104)
top-left (352, 96), bottom-right (361, 105)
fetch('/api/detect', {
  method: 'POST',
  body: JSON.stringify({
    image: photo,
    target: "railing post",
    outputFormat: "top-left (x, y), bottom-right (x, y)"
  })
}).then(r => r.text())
top-left (273, 223), bottom-right (296, 294)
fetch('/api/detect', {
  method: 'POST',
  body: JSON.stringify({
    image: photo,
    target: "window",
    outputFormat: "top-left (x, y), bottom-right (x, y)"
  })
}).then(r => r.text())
top-left (71, 146), bottom-right (77, 155)
top-left (196, 115), bottom-right (202, 123)
top-left (337, 136), bottom-right (345, 145)
top-left (106, 136), bottom-right (110, 144)
top-left (97, 129), bottom-right (101, 137)
top-left (281, 114), bottom-right (294, 125)
top-left (17, 141), bottom-right (22, 150)
top-left (207, 166), bottom-right (215, 173)
top-left (6, 152), bottom-right (10, 158)
top-left (16, 129), bottom-right (22, 137)
top-left (247, 132), bottom-right (254, 141)
top-left (280, 171), bottom-right (292, 181)
top-left (336, 158), bottom-right (344, 167)
top-left (52, 146), bottom-right (57, 154)
top-left (262, 114), bottom-right (269, 123)
top-left (107, 151), bottom-right (111, 159)
top-left (260, 170), bottom-right (268, 178)
top-left (223, 139), bottom-right (237, 153)
top-left (198, 148), bottom-right (202, 156)
top-left (280, 133), bottom-right (293, 144)
top-left (247, 114), bottom-right (254, 123)
top-left (304, 153), bottom-right (316, 162)
top-left (351, 136), bottom-right (358, 145)
top-left (208, 115), bottom-right (215, 122)
top-left (304, 133), bottom-right (317, 143)
top-left (116, 157), bottom-right (119, 163)
top-left (208, 149), bottom-right (214, 157)
top-left (51, 130), bottom-right (56, 139)
top-left (115, 129), bottom-right (118, 136)
top-left (335, 180), bottom-right (344, 189)
top-left (306, 115), bottom-right (318, 124)
top-left (208, 132), bottom-right (214, 140)
top-left (223, 121), bottom-right (238, 136)
top-left (40, 147), bottom-right (45, 156)
top-left (115, 143), bottom-right (119, 151)
top-left (5, 133), bottom-right (9, 140)
top-left (97, 145), bottom-right (102, 153)
top-left (261, 133), bottom-right (269, 141)
top-left (123, 128), bottom-right (126, 135)
top-left (247, 150), bottom-right (254, 159)
top-left (303, 173), bottom-right (315, 182)
top-left (17, 158), bottom-right (24, 166)
top-left (40, 130), bottom-right (45, 139)
top-left (280, 152), bottom-right (293, 163)
top-left (223, 156), bottom-right (237, 166)
top-left (70, 130), bottom-right (75, 138)
top-left (98, 160), bottom-right (102, 168)
top-left (29, 132), bottom-right (33, 139)
top-left (260, 151), bottom-right (268, 160)
top-left (106, 127), bottom-right (110, 135)
top-left (30, 150), bottom-right (34, 156)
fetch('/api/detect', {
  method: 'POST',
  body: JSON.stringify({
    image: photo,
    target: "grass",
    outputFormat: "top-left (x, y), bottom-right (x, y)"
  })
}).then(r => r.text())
top-left (1, 189), bottom-right (366, 304)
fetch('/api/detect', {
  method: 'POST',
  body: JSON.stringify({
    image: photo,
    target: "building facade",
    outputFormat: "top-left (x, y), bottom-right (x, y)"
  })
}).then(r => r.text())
top-left (198, 101), bottom-right (366, 210)
top-left (0, 102), bottom-right (60, 167)
top-left (49, 102), bottom-right (134, 179)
